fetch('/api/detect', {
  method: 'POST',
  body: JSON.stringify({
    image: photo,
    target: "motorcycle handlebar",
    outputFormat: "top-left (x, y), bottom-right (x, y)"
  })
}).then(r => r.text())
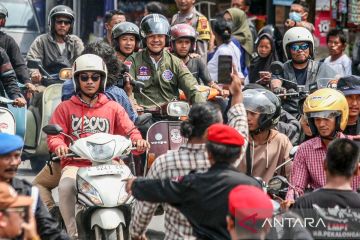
top-left (51, 153), bottom-right (78, 161)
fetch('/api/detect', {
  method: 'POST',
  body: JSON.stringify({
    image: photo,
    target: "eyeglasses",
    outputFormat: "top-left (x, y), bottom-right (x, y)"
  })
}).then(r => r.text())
top-left (290, 43), bottom-right (309, 52)
top-left (79, 73), bottom-right (101, 82)
top-left (55, 19), bottom-right (72, 25)
top-left (5, 207), bottom-right (27, 219)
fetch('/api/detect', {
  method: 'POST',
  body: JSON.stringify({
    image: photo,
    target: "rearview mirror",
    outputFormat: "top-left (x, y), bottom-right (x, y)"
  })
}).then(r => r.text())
top-left (42, 124), bottom-right (63, 135)
top-left (270, 61), bottom-right (284, 76)
top-left (27, 59), bottom-right (42, 69)
top-left (59, 68), bottom-right (73, 81)
top-left (289, 146), bottom-right (298, 159)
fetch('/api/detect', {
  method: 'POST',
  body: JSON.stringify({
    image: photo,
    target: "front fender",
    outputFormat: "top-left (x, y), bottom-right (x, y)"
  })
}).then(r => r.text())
top-left (91, 208), bottom-right (126, 230)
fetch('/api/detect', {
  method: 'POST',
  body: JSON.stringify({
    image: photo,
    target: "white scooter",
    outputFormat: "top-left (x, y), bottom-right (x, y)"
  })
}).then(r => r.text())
top-left (43, 124), bottom-right (134, 240)
top-left (0, 96), bottom-right (17, 134)
top-left (23, 59), bottom-right (72, 171)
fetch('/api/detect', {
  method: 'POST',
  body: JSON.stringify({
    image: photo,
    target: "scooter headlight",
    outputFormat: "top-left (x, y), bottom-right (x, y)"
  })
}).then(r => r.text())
top-left (77, 176), bottom-right (103, 206)
top-left (86, 140), bottom-right (115, 161)
top-left (167, 102), bottom-right (190, 117)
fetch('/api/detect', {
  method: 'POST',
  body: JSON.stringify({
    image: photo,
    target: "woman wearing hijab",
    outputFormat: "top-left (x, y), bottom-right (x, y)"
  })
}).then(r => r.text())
top-left (224, 8), bottom-right (254, 69)
top-left (247, 33), bottom-right (278, 85)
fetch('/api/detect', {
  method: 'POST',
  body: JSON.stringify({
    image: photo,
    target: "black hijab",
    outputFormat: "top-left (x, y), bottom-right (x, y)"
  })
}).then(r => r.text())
top-left (248, 33), bottom-right (278, 84)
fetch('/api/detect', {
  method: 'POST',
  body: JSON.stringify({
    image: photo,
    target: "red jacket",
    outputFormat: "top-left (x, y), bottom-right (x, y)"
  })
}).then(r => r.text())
top-left (47, 94), bottom-right (143, 168)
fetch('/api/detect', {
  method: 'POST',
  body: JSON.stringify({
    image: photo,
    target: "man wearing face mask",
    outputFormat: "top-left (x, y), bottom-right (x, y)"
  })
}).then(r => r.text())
top-left (285, 0), bottom-right (314, 33)
top-left (271, 27), bottom-right (336, 118)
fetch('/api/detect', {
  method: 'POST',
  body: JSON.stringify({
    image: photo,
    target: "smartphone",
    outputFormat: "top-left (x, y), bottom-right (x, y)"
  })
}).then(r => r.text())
top-left (218, 55), bottom-right (233, 84)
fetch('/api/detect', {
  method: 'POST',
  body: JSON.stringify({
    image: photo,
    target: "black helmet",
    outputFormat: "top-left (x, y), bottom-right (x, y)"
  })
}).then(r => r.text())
top-left (243, 88), bottom-right (281, 133)
top-left (0, 3), bottom-right (8, 18)
top-left (48, 5), bottom-right (75, 34)
top-left (140, 14), bottom-right (170, 47)
top-left (112, 22), bottom-right (140, 54)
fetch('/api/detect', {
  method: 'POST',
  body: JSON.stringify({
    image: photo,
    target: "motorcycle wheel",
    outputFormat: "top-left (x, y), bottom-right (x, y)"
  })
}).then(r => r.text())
top-left (93, 224), bottom-right (127, 240)
top-left (29, 156), bottom-right (47, 173)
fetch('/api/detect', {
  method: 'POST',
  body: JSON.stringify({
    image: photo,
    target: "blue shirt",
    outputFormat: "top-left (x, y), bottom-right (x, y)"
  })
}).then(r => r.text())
top-left (62, 80), bottom-right (137, 122)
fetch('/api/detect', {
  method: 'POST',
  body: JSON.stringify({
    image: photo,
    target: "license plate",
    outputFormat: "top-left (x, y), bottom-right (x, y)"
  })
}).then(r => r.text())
top-left (87, 165), bottom-right (123, 176)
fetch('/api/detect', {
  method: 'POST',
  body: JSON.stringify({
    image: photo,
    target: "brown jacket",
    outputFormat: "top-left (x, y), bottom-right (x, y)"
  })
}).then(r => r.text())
top-left (239, 129), bottom-right (292, 183)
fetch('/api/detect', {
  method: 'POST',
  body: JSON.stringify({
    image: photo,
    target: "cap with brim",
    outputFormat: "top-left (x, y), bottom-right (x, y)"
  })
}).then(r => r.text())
top-left (341, 88), bottom-right (360, 96)
top-left (0, 133), bottom-right (24, 155)
top-left (0, 182), bottom-right (32, 209)
top-left (337, 75), bottom-right (360, 96)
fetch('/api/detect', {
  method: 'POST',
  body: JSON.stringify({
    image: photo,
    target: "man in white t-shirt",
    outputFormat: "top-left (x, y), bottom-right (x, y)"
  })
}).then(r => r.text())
top-left (324, 29), bottom-right (351, 77)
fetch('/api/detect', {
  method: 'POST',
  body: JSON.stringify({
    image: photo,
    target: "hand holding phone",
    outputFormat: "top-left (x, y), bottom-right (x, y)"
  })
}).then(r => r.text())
top-left (218, 55), bottom-right (233, 85)
top-left (256, 71), bottom-right (272, 84)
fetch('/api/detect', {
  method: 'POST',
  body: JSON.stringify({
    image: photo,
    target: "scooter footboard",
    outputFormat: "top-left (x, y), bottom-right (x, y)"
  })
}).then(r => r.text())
top-left (91, 208), bottom-right (126, 230)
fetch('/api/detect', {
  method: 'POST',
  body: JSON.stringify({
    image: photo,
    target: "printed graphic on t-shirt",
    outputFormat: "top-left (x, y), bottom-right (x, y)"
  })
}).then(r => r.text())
top-left (71, 114), bottom-right (110, 138)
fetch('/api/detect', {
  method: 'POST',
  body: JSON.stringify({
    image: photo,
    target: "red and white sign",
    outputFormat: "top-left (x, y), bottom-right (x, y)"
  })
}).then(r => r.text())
top-left (314, 11), bottom-right (331, 46)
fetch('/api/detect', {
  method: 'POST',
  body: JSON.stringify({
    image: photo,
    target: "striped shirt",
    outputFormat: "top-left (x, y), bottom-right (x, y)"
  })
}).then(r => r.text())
top-left (129, 103), bottom-right (248, 239)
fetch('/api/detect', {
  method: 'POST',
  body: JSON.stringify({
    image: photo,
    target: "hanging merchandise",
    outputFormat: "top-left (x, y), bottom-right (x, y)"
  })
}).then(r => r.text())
top-left (331, 0), bottom-right (338, 19)
top-left (348, 0), bottom-right (360, 25)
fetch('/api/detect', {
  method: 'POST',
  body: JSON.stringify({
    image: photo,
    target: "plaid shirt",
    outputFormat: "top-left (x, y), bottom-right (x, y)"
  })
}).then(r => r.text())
top-left (129, 103), bottom-right (248, 239)
top-left (286, 134), bottom-right (360, 200)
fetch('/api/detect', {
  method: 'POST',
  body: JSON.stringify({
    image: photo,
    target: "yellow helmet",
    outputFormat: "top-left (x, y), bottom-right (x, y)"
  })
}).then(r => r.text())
top-left (303, 88), bottom-right (349, 136)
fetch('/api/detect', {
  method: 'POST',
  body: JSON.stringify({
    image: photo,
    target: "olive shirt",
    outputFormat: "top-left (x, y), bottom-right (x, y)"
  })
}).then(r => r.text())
top-left (127, 49), bottom-right (206, 108)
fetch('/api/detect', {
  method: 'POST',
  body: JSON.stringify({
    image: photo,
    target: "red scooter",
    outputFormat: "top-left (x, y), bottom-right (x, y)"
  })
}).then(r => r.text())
top-left (134, 85), bottom-right (190, 175)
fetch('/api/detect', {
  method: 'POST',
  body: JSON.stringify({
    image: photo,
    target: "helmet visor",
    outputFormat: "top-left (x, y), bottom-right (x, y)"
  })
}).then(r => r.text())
top-left (243, 94), bottom-right (276, 114)
top-left (306, 110), bottom-right (341, 120)
top-left (143, 22), bottom-right (169, 36)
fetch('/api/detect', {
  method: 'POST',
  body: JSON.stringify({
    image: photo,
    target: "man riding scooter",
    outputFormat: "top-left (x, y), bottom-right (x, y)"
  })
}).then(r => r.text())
top-left (46, 54), bottom-right (149, 238)
top-left (127, 14), bottom-right (205, 109)
top-left (27, 5), bottom-right (84, 85)
top-left (0, 48), bottom-right (26, 107)
top-left (271, 27), bottom-right (336, 117)
top-left (169, 23), bottom-right (222, 91)
top-left (285, 88), bottom-right (360, 205)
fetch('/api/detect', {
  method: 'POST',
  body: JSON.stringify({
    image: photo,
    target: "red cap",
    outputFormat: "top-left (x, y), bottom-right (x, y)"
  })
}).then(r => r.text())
top-left (207, 124), bottom-right (245, 147)
top-left (228, 185), bottom-right (273, 220)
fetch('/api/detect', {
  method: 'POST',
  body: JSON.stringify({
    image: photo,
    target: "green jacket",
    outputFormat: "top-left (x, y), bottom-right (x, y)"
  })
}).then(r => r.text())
top-left (127, 49), bottom-right (205, 108)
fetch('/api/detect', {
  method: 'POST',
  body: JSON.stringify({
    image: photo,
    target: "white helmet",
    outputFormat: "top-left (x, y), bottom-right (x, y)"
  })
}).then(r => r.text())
top-left (283, 27), bottom-right (314, 60)
top-left (72, 54), bottom-right (108, 93)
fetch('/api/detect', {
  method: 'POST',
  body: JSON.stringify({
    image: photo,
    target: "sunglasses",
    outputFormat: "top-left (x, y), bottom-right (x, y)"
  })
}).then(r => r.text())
top-left (290, 43), bottom-right (309, 52)
top-left (79, 73), bottom-right (101, 82)
top-left (55, 19), bottom-right (72, 25)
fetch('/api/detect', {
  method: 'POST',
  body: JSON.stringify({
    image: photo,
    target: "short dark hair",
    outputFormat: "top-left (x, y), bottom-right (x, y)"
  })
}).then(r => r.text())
top-left (206, 142), bottom-right (241, 164)
top-left (326, 29), bottom-right (347, 45)
top-left (326, 138), bottom-right (360, 178)
top-left (145, 2), bottom-right (167, 16)
top-left (181, 103), bottom-right (222, 139)
top-left (292, 0), bottom-right (309, 13)
top-left (104, 9), bottom-right (125, 24)
top-left (82, 41), bottom-right (122, 86)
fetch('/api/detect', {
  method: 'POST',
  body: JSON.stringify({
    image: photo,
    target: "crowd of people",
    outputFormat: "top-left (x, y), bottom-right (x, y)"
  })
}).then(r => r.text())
top-left (1, 0), bottom-right (360, 239)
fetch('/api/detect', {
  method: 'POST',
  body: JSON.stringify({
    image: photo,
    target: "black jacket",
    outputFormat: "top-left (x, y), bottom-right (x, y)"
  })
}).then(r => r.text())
top-left (0, 47), bottom-right (22, 100)
top-left (186, 56), bottom-right (212, 85)
top-left (11, 178), bottom-right (69, 240)
top-left (0, 32), bottom-right (30, 84)
top-left (132, 162), bottom-right (261, 240)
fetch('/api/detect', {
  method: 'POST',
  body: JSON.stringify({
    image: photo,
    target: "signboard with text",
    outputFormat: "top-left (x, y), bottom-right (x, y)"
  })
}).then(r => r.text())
top-left (314, 11), bottom-right (331, 46)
